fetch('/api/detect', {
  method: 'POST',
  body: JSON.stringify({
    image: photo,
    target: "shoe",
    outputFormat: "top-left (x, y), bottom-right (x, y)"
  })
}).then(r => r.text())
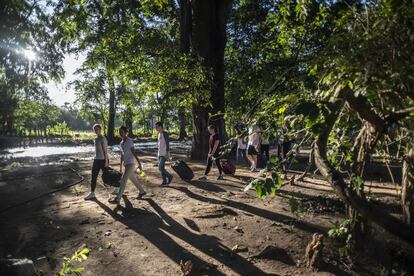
top-left (167, 175), bottom-right (173, 184)
top-left (217, 175), bottom-right (224, 180)
top-left (112, 187), bottom-right (120, 195)
top-left (136, 191), bottom-right (147, 199)
top-left (84, 192), bottom-right (96, 200)
top-left (108, 198), bottom-right (120, 205)
top-left (159, 182), bottom-right (168, 187)
top-left (198, 176), bottom-right (207, 181)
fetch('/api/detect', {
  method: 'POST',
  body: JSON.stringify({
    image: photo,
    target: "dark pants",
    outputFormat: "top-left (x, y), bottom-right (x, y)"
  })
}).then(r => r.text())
top-left (91, 159), bottom-right (106, 192)
top-left (237, 148), bottom-right (248, 165)
top-left (159, 156), bottom-right (172, 183)
top-left (260, 144), bottom-right (270, 161)
top-left (278, 141), bottom-right (293, 158)
top-left (205, 156), bottom-right (222, 176)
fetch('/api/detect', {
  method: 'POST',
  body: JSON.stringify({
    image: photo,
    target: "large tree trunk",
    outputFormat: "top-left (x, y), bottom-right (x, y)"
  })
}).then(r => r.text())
top-left (125, 106), bottom-right (133, 137)
top-left (186, 0), bottom-right (232, 159)
top-left (107, 73), bottom-right (116, 144)
top-left (191, 104), bottom-right (209, 160)
top-left (178, 107), bottom-right (187, 140)
top-left (402, 149), bottom-right (414, 225)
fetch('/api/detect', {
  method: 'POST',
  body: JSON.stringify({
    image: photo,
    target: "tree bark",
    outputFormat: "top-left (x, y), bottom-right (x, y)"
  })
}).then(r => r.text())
top-left (187, 0), bottom-right (232, 159)
top-left (191, 104), bottom-right (209, 160)
top-left (178, 107), bottom-right (187, 140)
top-left (125, 106), bottom-right (133, 137)
top-left (402, 149), bottom-right (414, 225)
top-left (107, 72), bottom-right (116, 144)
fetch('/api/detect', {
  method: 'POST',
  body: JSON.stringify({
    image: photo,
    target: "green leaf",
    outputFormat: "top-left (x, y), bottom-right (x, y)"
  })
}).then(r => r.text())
top-left (295, 101), bottom-right (319, 120)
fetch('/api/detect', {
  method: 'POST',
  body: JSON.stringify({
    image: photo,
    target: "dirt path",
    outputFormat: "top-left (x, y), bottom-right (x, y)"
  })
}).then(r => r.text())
top-left (0, 153), bottom-right (413, 275)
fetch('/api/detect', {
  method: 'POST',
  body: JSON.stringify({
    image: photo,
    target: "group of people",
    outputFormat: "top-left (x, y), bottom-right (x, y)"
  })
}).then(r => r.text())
top-left (84, 122), bottom-right (173, 205)
top-left (83, 122), bottom-right (289, 205)
top-left (236, 125), bottom-right (270, 172)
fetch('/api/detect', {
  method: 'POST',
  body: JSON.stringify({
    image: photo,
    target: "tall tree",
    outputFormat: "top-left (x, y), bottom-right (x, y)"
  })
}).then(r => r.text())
top-left (180, 0), bottom-right (232, 159)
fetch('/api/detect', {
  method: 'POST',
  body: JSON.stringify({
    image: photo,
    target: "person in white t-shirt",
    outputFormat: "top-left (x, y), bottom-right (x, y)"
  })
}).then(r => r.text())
top-left (109, 126), bottom-right (146, 205)
top-left (155, 121), bottom-right (173, 186)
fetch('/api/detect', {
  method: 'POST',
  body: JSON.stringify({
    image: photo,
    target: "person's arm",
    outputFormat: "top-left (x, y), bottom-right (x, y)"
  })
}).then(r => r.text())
top-left (164, 131), bottom-right (170, 158)
top-left (120, 153), bottom-right (124, 173)
top-left (102, 140), bottom-right (109, 167)
top-left (131, 147), bottom-right (142, 170)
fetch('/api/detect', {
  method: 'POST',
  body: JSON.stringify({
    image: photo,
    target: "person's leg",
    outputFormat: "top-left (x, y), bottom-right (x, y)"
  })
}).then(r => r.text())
top-left (264, 145), bottom-right (270, 161)
top-left (158, 156), bottom-right (167, 183)
top-left (204, 156), bottom-right (213, 176)
top-left (251, 155), bottom-right (257, 170)
top-left (115, 164), bottom-right (135, 202)
top-left (243, 149), bottom-right (249, 165)
top-left (215, 157), bottom-right (222, 175)
top-left (90, 160), bottom-right (100, 192)
top-left (129, 168), bottom-right (146, 194)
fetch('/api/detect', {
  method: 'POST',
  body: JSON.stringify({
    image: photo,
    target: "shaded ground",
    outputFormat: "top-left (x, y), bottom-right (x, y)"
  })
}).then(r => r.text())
top-left (0, 150), bottom-right (413, 275)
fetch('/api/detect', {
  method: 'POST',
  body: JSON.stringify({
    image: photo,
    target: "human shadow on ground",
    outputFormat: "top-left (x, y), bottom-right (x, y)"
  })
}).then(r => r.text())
top-left (95, 197), bottom-right (268, 275)
top-left (170, 186), bottom-right (328, 233)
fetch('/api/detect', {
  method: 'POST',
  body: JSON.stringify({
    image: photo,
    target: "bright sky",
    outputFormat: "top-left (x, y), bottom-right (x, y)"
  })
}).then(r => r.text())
top-left (45, 53), bottom-right (85, 107)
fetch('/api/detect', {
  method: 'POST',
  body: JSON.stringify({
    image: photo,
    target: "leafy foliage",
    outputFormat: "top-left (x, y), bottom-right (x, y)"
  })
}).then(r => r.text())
top-left (59, 247), bottom-right (91, 276)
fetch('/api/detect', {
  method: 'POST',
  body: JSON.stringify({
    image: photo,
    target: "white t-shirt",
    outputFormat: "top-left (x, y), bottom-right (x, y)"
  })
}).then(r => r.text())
top-left (247, 125), bottom-right (261, 147)
top-left (158, 132), bottom-right (167, 157)
top-left (121, 137), bottom-right (136, 165)
top-left (237, 137), bottom-right (247, 150)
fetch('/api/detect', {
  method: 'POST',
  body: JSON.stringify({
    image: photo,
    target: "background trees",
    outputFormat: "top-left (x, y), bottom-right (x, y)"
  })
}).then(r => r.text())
top-left (2, 0), bottom-right (414, 248)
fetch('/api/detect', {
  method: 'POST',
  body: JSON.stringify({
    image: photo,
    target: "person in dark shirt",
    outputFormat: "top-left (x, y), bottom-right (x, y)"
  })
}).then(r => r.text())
top-left (199, 125), bottom-right (223, 181)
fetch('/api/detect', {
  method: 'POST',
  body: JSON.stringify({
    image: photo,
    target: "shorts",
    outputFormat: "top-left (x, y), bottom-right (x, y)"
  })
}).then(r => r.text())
top-left (247, 145), bottom-right (258, 155)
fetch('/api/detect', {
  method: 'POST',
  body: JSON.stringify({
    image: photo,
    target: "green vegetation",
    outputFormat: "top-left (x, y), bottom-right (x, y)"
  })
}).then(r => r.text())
top-left (1, 0), bottom-right (414, 259)
top-left (59, 247), bottom-right (91, 276)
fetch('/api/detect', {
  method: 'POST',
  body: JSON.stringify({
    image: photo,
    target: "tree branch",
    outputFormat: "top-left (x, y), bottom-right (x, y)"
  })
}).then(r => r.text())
top-left (314, 88), bottom-right (414, 246)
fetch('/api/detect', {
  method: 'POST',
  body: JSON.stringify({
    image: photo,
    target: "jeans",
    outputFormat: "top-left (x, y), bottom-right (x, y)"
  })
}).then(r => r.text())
top-left (237, 148), bottom-right (248, 165)
top-left (158, 156), bottom-right (172, 183)
top-left (116, 164), bottom-right (145, 201)
top-left (91, 159), bottom-right (106, 192)
top-left (205, 156), bottom-right (222, 176)
top-left (260, 144), bottom-right (270, 162)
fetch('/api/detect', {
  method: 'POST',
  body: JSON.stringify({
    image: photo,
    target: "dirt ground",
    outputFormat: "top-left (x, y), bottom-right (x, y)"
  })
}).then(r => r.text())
top-left (0, 151), bottom-right (413, 276)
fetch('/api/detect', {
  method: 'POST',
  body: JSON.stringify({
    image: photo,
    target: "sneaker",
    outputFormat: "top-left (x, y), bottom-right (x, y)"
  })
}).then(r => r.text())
top-left (167, 175), bottom-right (173, 184)
top-left (84, 192), bottom-right (96, 200)
top-left (159, 182), bottom-right (168, 187)
top-left (112, 187), bottom-right (120, 195)
top-left (136, 191), bottom-right (147, 199)
top-left (198, 176), bottom-right (207, 181)
top-left (217, 175), bottom-right (224, 180)
top-left (108, 198), bottom-right (120, 205)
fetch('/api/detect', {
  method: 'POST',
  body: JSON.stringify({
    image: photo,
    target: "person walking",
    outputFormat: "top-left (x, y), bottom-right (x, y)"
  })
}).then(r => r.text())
top-left (84, 124), bottom-right (109, 200)
top-left (246, 125), bottom-right (261, 172)
top-left (237, 131), bottom-right (248, 165)
top-left (109, 126), bottom-right (146, 205)
top-left (155, 122), bottom-right (173, 186)
top-left (199, 125), bottom-right (224, 181)
top-left (260, 130), bottom-right (270, 162)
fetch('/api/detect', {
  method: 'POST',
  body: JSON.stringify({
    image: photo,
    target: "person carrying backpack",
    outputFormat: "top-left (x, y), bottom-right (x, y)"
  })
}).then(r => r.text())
top-left (155, 122), bottom-right (173, 186)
